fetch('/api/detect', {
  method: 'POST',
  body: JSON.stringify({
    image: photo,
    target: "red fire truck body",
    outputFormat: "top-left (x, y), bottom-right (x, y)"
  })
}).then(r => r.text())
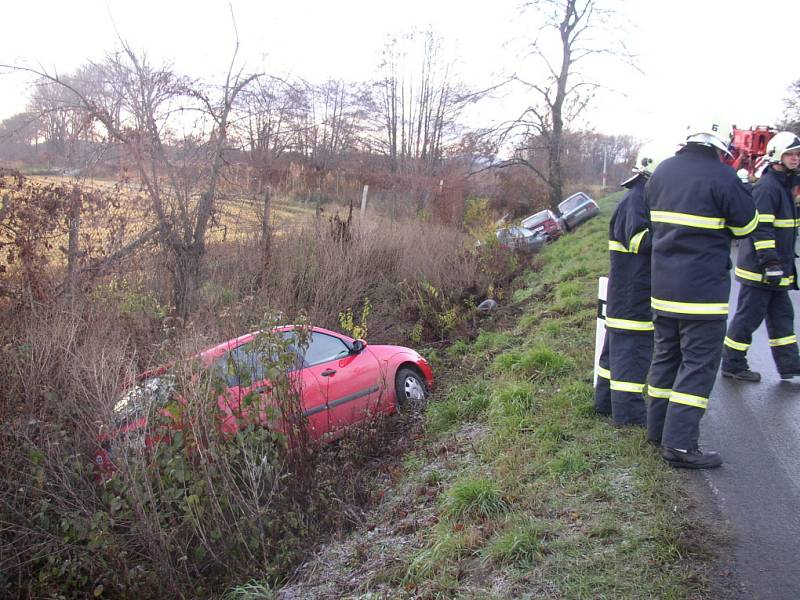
top-left (726, 125), bottom-right (777, 175)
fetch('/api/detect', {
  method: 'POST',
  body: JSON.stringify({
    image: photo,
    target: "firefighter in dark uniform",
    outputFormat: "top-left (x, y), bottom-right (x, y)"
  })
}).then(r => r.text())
top-left (645, 121), bottom-right (758, 469)
top-left (595, 144), bottom-right (672, 425)
top-left (721, 132), bottom-right (800, 381)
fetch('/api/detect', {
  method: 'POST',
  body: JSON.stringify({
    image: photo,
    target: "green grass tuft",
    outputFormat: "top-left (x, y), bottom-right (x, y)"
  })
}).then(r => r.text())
top-left (493, 344), bottom-right (572, 380)
top-left (473, 330), bottom-right (514, 353)
top-left (517, 345), bottom-right (573, 378)
top-left (549, 448), bottom-right (590, 480)
top-left (483, 517), bottom-right (550, 566)
top-left (441, 477), bottom-right (509, 521)
top-left (551, 381), bottom-right (595, 412)
top-left (446, 339), bottom-right (470, 357)
top-left (221, 580), bottom-right (275, 600)
top-left (535, 421), bottom-right (567, 443)
top-left (425, 380), bottom-right (491, 435)
top-left (490, 381), bottom-right (538, 418)
top-left (405, 528), bottom-right (473, 582)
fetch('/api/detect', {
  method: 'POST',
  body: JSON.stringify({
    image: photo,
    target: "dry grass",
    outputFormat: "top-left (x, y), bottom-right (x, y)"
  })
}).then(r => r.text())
top-left (0, 180), bottom-right (522, 597)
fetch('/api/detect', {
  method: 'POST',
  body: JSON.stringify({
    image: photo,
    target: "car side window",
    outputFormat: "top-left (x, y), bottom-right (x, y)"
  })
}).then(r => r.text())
top-left (214, 337), bottom-right (300, 387)
top-left (303, 332), bottom-right (351, 366)
top-left (214, 344), bottom-right (269, 388)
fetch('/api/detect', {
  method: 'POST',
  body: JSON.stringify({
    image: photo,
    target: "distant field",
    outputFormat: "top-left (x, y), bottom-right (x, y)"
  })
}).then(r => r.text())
top-left (3, 176), bottom-right (317, 266)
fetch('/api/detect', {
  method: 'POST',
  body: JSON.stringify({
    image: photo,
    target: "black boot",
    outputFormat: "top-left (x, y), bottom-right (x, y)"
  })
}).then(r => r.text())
top-left (778, 364), bottom-right (800, 380)
top-left (661, 447), bottom-right (722, 469)
top-left (721, 369), bottom-right (761, 382)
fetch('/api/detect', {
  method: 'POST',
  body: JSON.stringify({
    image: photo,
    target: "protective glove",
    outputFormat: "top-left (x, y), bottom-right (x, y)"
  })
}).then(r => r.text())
top-left (763, 261), bottom-right (784, 286)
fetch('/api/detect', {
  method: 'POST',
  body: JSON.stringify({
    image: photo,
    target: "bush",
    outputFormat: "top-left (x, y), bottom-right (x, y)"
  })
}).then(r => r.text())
top-left (0, 311), bottom-right (386, 598)
top-left (0, 204), bottom-right (521, 597)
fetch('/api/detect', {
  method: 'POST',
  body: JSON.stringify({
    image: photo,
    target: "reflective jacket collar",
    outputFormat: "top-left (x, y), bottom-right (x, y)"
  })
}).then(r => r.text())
top-left (762, 165), bottom-right (795, 189)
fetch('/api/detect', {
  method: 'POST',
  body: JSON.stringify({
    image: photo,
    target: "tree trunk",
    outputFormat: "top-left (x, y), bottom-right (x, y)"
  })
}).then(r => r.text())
top-left (171, 246), bottom-right (202, 322)
top-left (548, 133), bottom-right (564, 210)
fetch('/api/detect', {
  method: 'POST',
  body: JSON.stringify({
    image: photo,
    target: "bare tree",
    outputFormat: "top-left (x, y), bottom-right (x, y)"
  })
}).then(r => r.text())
top-left (0, 112), bottom-right (42, 162)
top-left (371, 30), bottom-right (473, 212)
top-left (780, 78), bottom-right (800, 133)
top-left (299, 78), bottom-right (365, 202)
top-left (235, 76), bottom-right (298, 194)
top-left (493, 0), bottom-right (634, 209)
top-left (4, 36), bottom-right (259, 318)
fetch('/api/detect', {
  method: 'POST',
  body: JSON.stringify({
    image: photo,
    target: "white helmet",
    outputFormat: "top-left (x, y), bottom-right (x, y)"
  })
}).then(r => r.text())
top-left (765, 131), bottom-right (800, 164)
top-left (685, 119), bottom-right (733, 156)
top-left (621, 142), bottom-right (676, 186)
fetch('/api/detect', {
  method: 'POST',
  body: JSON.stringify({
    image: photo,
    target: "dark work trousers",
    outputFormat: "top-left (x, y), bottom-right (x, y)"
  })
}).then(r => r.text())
top-left (594, 335), bottom-right (611, 415)
top-left (646, 316), bottom-right (726, 450)
top-left (594, 330), bottom-right (652, 425)
top-left (722, 284), bottom-right (800, 373)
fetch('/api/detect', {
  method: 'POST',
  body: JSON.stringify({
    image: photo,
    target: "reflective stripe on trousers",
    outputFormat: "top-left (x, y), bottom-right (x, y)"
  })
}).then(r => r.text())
top-left (646, 316), bottom-right (726, 449)
top-left (722, 284), bottom-right (800, 373)
top-left (595, 332), bottom-right (652, 424)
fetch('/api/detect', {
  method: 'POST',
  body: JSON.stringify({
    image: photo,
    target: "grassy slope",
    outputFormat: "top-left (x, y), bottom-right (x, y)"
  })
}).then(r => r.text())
top-left (270, 193), bottom-right (719, 600)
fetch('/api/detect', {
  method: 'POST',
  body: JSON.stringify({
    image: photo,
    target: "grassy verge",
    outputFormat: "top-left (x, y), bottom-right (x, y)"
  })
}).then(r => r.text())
top-left (269, 192), bottom-right (720, 600)
top-left (398, 193), bottom-right (716, 599)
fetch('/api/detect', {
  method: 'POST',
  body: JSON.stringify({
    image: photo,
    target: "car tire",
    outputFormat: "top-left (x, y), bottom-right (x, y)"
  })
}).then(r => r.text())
top-left (395, 367), bottom-right (428, 412)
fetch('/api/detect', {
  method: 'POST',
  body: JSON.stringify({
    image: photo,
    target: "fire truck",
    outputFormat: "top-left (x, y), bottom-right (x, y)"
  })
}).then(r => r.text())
top-left (725, 125), bottom-right (777, 176)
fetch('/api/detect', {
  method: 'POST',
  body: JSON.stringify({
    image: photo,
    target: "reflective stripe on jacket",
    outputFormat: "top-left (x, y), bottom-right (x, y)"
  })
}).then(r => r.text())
top-left (735, 166), bottom-right (799, 290)
top-left (606, 175), bottom-right (653, 332)
top-left (646, 144), bottom-right (758, 320)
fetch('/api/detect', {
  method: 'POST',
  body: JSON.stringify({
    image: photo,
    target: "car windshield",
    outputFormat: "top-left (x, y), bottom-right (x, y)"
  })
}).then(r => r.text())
top-left (559, 193), bottom-right (590, 213)
top-left (113, 375), bottom-right (176, 425)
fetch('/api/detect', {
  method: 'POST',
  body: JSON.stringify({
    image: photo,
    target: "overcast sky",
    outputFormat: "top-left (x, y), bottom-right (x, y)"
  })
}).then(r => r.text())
top-left (0, 0), bottom-right (796, 145)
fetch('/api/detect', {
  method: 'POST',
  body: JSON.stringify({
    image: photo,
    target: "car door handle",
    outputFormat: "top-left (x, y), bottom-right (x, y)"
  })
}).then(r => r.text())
top-left (321, 369), bottom-right (336, 377)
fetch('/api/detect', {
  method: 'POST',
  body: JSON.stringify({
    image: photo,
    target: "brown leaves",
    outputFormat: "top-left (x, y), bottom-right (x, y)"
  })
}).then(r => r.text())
top-left (0, 174), bottom-right (129, 302)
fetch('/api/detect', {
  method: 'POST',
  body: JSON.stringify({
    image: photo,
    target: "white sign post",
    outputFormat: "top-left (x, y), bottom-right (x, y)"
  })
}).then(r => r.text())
top-left (360, 184), bottom-right (369, 216)
top-left (594, 276), bottom-right (608, 386)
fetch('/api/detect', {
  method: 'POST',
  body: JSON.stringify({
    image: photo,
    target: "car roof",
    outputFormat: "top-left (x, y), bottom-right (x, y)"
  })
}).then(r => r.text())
top-left (522, 209), bottom-right (555, 224)
top-left (558, 192), bottom-right (594, 209)
top-left (135, 325), bottom-right (356, 380)
top-left (197, 325), bottom-right (354, 364)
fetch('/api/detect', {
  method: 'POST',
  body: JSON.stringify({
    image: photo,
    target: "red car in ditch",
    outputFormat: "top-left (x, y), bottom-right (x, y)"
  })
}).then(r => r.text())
top-left (95, 326), bottom-right (433, 474)
top-left (521, 209), bottom-right (564, 242)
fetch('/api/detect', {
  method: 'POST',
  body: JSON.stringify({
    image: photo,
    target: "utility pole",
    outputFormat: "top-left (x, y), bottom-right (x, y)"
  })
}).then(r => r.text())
top-left (602, 146), bottom-right (607, 189)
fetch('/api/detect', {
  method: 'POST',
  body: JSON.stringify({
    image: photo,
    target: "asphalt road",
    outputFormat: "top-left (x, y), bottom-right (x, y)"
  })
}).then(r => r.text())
top-left (699, 274), bottom-right (800, 600)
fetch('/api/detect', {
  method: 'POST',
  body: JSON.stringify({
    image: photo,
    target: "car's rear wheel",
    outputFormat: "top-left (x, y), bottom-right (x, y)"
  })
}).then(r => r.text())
top-left (395, 367), bottom-right (428, 412)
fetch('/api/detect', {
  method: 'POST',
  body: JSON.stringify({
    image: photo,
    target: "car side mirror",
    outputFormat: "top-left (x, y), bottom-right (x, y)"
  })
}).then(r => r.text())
top-left (351, 339), bottom-right (367, 354)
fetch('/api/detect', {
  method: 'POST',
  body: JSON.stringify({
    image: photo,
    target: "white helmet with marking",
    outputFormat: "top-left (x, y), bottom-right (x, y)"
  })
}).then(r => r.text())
top-left (685, 119), bottom-right (733, 156)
